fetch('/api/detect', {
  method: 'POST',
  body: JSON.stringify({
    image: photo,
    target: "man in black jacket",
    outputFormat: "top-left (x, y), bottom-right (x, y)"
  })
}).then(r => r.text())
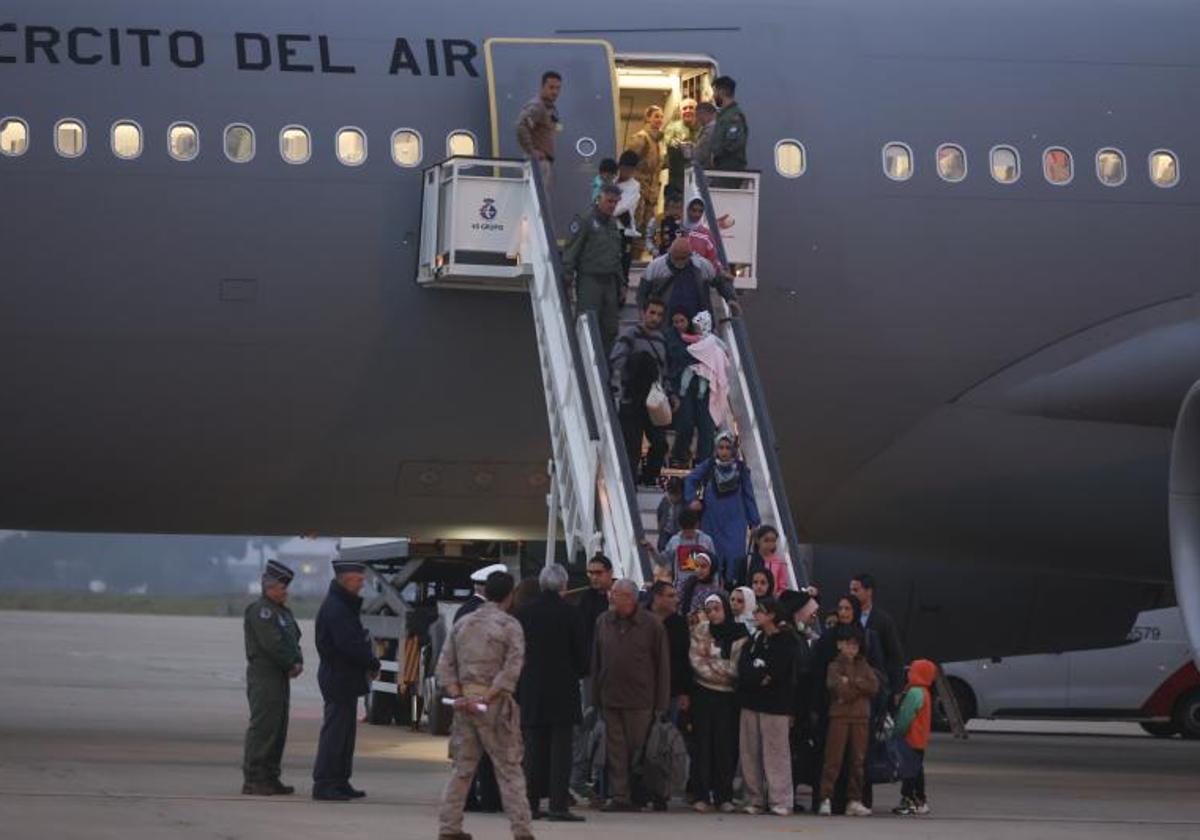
top-left (517, 563), bottom-right (588, 822)
top-left (850, 573), bottom-right (907, 699)
top-left (609, 297), bottom-right (669, 486)
top-left (572, 553), bottom-right (613, 798)
top-left (312, 559), bottom-right (380, 801)
top-left (649, 581), bottom-right (692, 718)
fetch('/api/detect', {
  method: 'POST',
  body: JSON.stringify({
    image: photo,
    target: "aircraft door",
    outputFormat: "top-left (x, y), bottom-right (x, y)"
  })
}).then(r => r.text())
top-left (485, 38), bottom-right (618, 236)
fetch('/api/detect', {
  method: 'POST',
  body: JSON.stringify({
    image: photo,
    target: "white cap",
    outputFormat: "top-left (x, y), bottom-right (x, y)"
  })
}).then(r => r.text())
top-left (470, 563), bottom-right (509, 583)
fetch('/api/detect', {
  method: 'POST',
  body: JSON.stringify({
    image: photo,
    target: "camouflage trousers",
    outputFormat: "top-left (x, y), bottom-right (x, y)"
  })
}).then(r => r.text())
top-left (439, 693), bottom-right (532, 836)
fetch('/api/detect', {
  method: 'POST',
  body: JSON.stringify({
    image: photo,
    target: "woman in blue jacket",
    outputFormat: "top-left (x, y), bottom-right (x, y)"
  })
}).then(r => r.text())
top-left (684, 430), bottom-right (761, 586)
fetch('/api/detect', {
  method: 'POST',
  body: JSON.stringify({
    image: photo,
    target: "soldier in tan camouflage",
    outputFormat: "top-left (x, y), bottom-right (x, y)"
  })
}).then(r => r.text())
top-left (436, 570), bottom-right (533, 840)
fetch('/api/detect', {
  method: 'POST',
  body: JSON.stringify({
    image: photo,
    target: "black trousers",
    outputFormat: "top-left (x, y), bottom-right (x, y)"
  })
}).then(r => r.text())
top-left (313, 698), bottom-right (358, 794)
top-left (901, 748), bottom-right (926, 802)
top-left (619, 403), bottom-right (667, 482)
top-left (523, 724), bottom-right (574, 813)
top-left (689, 686), bottom-right (739, 805)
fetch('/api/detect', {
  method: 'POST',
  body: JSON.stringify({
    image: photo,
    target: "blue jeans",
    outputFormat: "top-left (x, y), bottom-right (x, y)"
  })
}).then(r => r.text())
top-left (671, 379), bottom-right (715, 464)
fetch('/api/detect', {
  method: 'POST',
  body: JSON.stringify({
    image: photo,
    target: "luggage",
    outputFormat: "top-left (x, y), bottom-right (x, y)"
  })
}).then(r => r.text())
top-left (646, 381), bottom-right (673, 426)
top-left (635, 716), bottom-right (690, 801)
top-left (867, 736), bottom-right (902, 785)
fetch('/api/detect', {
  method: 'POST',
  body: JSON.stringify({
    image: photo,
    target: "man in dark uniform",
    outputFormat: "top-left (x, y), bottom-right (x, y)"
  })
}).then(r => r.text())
top-left (711, 76), bottom-right (749, 171)
top-left (455, 563), bottom-right (508, 623)
top-left (242, 559), bottom-right (304, 795)
top-left (562, 184), bottom-right (625, 351)
top-left (312, 558), bottom-right (380, 801)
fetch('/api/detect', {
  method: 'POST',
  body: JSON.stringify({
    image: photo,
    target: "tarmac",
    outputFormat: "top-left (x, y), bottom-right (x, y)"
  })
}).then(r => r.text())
top-left (0, 609), bottom-right (1198, 840)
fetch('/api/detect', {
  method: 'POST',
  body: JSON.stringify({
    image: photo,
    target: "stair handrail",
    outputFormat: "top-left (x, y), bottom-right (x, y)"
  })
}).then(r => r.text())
top-left (690, 165), bottom-right (812, 588)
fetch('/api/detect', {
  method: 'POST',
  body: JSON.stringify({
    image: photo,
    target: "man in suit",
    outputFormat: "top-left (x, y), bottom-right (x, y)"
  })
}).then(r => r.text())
top-left (516, 563), bottom-right (588, 822)
top-left (312, 558), bottom-right (380, 801)
top-left (850, 573), bottom-right (907, 699)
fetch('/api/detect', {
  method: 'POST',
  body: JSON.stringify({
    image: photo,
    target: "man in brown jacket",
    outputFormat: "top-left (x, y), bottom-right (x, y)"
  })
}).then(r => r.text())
top-left (818, 624), bottom-right (879, 816)
top-left (592, 578), bottom-right (670, 811)
top-left (516, 71), bottom-right (562, 191)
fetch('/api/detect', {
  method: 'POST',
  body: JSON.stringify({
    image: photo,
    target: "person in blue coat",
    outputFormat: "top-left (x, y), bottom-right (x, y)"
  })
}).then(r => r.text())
top-left (684, 430), bottom-right (761, 587)
top-left (312, 558), bottom-right (380, 801)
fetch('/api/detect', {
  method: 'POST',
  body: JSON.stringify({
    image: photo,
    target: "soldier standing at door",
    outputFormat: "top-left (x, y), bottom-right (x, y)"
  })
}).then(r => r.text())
top-left (517, 71), bottom-right (563, 192)
top-left (242, 559), bottom-right (304, 796)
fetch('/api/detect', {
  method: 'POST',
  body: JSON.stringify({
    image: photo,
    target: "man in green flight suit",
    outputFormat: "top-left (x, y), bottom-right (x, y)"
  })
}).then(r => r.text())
top-left (562, 183), bottom-right (625, 351)
top-left (242, 558), bottom-right (304, 796)
top-left (711, 75), bottom-right (749, 171)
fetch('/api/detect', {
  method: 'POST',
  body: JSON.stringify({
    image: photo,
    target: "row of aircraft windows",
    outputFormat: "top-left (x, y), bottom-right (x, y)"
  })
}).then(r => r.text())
top-left (0, 116), bottom-right (1182, 190)
top-left (0, 116), bottom-right (479, 167)
top-left (873, 141), bottom-right (1180, 188)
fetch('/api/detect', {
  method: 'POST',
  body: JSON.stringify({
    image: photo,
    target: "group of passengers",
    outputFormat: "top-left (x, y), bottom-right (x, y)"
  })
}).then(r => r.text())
top-left (507, 558), bottom-right (936, 821)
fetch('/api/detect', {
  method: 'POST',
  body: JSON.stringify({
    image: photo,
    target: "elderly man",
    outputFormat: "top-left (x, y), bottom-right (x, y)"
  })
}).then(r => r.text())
top-left (592, 579), bottom-right (670, 811)
top-left (312, 558), bottom-right (380, 801)
top-left (637, 236), bottom-right (738, 321)
top-left (242, 559), bottom-right (303, 796)
top-left (663, 98), bottom-right (700, 197)
top-left (437, 571), bottom-right (533, 840)
top-left (517, 564), bottom-right (588, 822)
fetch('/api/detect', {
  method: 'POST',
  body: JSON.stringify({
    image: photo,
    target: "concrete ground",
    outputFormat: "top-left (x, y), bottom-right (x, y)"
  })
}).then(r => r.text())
top-left (0, 610), bottom-right (1197, 840)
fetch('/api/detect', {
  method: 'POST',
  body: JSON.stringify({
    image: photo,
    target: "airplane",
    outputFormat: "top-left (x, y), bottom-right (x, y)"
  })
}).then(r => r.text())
top-left (2, 0), bottom-right (1199, 666)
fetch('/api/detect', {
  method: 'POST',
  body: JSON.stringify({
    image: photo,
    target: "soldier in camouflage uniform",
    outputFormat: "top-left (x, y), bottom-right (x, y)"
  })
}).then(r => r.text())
top-left (242, 559), bottom-right (304, 795)
top-left (436, 571), bottom-right (534, 840)
top-left (562, 183), bottom-right (625, 351)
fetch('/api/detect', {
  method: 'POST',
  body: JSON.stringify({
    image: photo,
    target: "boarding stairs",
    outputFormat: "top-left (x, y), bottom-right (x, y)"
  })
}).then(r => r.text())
top-left (417, 157), bottom-right (809, 589)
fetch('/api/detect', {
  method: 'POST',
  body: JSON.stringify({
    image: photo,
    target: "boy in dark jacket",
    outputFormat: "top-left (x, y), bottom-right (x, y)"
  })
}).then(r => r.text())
top-left (817, 623), bottom-right (878, 816)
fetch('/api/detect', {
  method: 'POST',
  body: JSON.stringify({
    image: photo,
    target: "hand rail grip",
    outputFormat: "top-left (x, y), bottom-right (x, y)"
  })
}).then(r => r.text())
top-left (691, 165), bottom-right (811, 587)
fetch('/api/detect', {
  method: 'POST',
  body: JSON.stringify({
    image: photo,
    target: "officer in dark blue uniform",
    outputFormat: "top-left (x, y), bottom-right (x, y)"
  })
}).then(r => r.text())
top-left (312, 558), bottom-right (380, 801)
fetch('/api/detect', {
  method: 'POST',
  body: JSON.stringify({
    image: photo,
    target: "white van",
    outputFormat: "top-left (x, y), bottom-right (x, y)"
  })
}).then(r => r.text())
top-left (941, 607), bottom-right (1199, 738)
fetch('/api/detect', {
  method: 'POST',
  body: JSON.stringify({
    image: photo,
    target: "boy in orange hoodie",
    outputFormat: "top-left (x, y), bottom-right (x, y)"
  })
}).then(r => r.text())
top-left (892, 659), bottom-right (937, 816)
top-left (817, 623), bottom-right (879, 816)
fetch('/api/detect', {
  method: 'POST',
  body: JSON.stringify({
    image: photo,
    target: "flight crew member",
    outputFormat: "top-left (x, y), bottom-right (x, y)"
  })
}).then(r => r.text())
top-left (693, 102), bottom-right (718, 169)
top-left (563, 183), bottom-right (625, 351)
top-left (627, 105), bottom-right (666, 259)
top-left (711, 76), bottom-right (749, 171)
top-left (242, 559), bottom-right (304, 796)
top-left (437, 571), bottom-right (534, 840)
top-left (312, 558), bottom-right (380, 801)
top-left (455, 561), bottom-right (509, 814)
top-left (517, 71), bottom-right (563, 191)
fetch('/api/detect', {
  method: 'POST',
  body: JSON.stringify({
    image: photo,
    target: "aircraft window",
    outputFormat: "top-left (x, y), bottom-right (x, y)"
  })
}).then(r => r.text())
top-left (447, 130), bottom-right (477, 158)
top-left (55, 119), bottom-right (87, 158)
top-left (0, 117), bottom-right (29, 157)
top-left (774, 140), bottom-right (806, 178)
top-left (990, 145), bottom-right (1020, 183)
top-left (882, 142), bottom-right (912, 181)
top-left (336, 128), bottom-right (367, 167)
top-left (1149, 149), bottom-right (1179, 188)
top-left (392, 129), bottom-right (422, 167)
top-left (224, 124), bottom-right (255, 163)
top-left (936, 143), bottom-right (967, 182)
top-left (1095, 148), bottom-right (1125, 187)
top-left (111, 121), bottom-right (143, 160)
top-left (167, 123), bottom-right (199, 162)
top-left (280, 126), bottom-right (311, 165)
top-left (1043, 147), bottom-right (1073, 185)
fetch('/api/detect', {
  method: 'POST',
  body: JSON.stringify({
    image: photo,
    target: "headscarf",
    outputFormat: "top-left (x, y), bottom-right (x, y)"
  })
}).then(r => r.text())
top-left (712, 430), bottom-right (740, 496)
top-left (732, 585), bottom-right (757, 628)
top-left (704, 591), bottom-right (748, 658)
top-left (681, 552), bottom-right (720, 614)
top-left (683, 197), bottom-right (706, 232)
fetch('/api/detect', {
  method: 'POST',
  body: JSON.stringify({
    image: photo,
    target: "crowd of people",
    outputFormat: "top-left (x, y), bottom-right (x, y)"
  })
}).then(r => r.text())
top-left (434, 561), bottom-right (938, 840)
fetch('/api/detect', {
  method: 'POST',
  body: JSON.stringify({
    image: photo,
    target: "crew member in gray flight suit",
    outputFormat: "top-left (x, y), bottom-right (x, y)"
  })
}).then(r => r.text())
top-left (563, 183), bottom-right (625, 351)
top-left (242, 559), bottom-right (304, 796)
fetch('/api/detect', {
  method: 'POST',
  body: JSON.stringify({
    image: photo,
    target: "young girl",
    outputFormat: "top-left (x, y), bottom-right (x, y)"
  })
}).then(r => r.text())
top-left (818, 624), bottom-right (879, 817)
top-left (749, 567), bottom-right (775, 602)
top-left (737, 597), bottom-right (798, 816)
top-left (747, 525), bottom-right (789, 595)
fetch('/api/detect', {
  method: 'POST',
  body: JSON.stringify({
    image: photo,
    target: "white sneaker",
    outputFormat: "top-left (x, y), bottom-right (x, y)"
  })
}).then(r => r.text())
top-left (817, 799), bottom-right (831, 816)
top-left (770, 806), bottom-right (791, 817)
top-left (691, 800), bottom-right (710, 813)
top-left (743, 804), bottom-right (763, 815)
top-left (846, 800), bottom-right (872, 816)
top-left (913, 801), bottom-right (931, 815)
top-left (718, 802), bottom-right (736, 814)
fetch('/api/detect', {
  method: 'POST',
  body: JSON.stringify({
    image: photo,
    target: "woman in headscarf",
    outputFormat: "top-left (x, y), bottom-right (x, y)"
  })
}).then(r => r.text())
top-left (747, 525), bottom-right (789, 595)
top-left (749, 567), bottom-right (775, 601)
top-left (687, 592), bottom-right (749, 812)
top-left (672, 310), bottom-right (730, 467)
top-left (679, 551), bottom-right (723, 616)
top-left (684, 431), bottom-right (761, 587)
top-left (730, 585), bottom-right (758, 630)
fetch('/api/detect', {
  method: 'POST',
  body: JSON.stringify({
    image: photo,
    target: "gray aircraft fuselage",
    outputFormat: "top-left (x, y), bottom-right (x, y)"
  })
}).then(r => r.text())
top-left (3, 0), bottom-right (1199, 660)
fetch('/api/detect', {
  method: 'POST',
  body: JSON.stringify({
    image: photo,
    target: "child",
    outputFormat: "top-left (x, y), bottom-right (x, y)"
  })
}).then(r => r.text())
top-left (892, 659), bottom-right (937, 816)
top-left (645, 189), bottom-right (684, 257)
top-left (818, 624), bottom-right (878, 817)
top-left (660, 507), bottom-right (717, 583)
top-left (656, 477), bottom-right (685, 551)
top-left (590, 157), bottom-right (618, 203)
top-left (747, 525), bottom-right (789, 595)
